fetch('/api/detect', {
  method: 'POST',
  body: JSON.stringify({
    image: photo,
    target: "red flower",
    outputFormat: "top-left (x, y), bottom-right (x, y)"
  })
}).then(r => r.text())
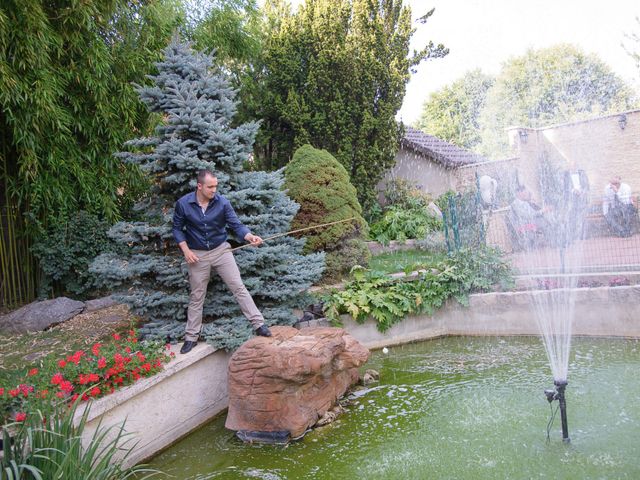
top-left (36, 389), bottom-right (49, 399)
top-left (136, 352), bottom-right (146, 362)
top-left (97, 357), bottom-right (107, 369)
top-left (69, 350), bottom-right (85, 364)
top-left (81, 393), bottom-right (89, 401)
top-left (9, 389), bottom-right (19, 398)
top-left (0, 387), bottom-right (4, 396)
top-left (124, 346), bottom-right (132, 353)
top-left (141, 363), bottom-right (152, 373)
top-left (28, 368), bottom-right (38, 376)
top-left (91, 343), bottom-right (102, 356)
top-left (114, 353), bottom-right (124, 364)
top-left (19, 384), bottom-right (33, 398)
top-left (112, 333), bottom-right (121, 340)
top-left (56, 392), bottom-right (65, 399)
top-left (51, 373), bottom-right (64, 385)
top-left (58, 360), bottom-right (67, 368)
top-left (90, 387), bottom-right (101, 397)
top-left (59, 381), bottom-right (74, 393)
top-left (70, 394), bottom-right (79, 402)
top-left (15, 412), bottom-right (27, 422)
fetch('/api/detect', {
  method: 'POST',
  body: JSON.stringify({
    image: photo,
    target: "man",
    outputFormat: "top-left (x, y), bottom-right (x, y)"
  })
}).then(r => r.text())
top-left (508, 186), bottom-right (553, 249)
top-left (603, 176), bottom-right (638, 237)
top-left (173, 170), bottom-right (272, 354)
top-left (561, 160), bottom-right (590, 242)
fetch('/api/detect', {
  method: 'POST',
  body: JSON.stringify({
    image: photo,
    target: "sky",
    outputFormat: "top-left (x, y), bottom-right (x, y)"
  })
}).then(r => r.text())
top-left (400, 0), bottom-right (640, 123)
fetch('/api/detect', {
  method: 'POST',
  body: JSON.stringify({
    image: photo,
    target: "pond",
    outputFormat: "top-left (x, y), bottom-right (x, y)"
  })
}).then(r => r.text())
top-left (148, 336), bottom-right (640, 479)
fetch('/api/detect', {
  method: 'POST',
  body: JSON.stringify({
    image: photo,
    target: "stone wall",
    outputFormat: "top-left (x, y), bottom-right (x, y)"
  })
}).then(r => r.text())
top-left (508, 109), bottom-right (640, 201)
top-left (379, 147), bottom-right (455, 200)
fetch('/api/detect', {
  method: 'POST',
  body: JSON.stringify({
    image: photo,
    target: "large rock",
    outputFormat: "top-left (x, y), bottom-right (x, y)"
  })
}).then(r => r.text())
top-left (0, 297), bottom-right (85, 333)
top-left (225, 326), bottom-right (369, 442)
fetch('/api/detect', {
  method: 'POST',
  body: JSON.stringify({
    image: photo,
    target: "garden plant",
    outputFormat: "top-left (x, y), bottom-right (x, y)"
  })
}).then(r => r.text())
top-left (284, 144), bottom-right (369, 282)
top-left (89, 39), bottom-right (325, 350)
top-left (324, 247), bottom-right (513, 332)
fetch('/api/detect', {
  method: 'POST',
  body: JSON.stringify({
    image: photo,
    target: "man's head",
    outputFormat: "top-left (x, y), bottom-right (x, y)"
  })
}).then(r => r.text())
top-left (610, 176), bottom-right (621, 191)
top-left (516, 185), bottom-right (531, 201)
top-left (196, 170), bottom-right (218, 201)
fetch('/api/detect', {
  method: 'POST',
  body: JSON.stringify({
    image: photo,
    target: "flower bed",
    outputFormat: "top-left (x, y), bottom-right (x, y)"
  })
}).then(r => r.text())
top-left (0, 329), bottom-right (173, 426)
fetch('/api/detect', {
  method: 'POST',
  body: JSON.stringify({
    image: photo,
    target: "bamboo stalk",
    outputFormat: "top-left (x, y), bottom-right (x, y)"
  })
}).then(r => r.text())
top-left (230, 217), bottom-right (357, 251)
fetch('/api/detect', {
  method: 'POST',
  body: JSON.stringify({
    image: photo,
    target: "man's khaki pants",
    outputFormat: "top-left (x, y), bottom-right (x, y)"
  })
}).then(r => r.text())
top-left (185, 242), bottom-right (264, 341)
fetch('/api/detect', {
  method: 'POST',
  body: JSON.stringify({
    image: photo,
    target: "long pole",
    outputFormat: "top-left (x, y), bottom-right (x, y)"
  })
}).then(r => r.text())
top-left (230, 217), bottom-right (356, 252)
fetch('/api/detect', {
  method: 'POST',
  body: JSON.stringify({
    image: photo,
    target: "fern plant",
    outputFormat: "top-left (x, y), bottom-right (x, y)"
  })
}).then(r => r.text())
top-left (324, 247), bottom-right (513, 332)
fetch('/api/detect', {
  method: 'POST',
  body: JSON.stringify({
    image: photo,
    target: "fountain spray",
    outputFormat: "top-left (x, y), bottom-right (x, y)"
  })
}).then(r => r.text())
top-left (544, 380), bottom-right (570, 442)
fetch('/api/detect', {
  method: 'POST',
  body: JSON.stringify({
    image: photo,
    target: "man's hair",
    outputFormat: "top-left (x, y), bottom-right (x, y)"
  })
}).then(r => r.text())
top-left (610, 176), bottom-right (621, 185)
top-left (197, 169), bottom-right (216, 184)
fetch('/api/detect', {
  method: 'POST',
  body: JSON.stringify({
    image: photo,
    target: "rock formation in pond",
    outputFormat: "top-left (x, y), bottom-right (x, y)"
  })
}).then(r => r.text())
top-left (225, 325), bottom-right (369, 441)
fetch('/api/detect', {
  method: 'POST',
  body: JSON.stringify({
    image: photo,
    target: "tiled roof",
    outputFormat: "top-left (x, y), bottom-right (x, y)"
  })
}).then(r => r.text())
top-left (401, 126), bottom-right (488, 168)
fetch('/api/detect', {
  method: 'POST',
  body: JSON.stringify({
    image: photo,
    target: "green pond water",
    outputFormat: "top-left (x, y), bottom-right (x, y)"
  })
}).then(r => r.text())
top-left (148, 336), bottom-right (640, 479)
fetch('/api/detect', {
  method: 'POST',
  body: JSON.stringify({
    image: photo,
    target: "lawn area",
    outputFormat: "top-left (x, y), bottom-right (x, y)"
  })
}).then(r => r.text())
top-left (368, 249), bottom-right (448, 274)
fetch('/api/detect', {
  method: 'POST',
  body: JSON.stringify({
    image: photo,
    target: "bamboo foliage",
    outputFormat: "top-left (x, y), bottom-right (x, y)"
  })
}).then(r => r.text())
top-left (0, 202), bottom-right (36, 308)
top-left (0, 1), bottom-right (182, 307)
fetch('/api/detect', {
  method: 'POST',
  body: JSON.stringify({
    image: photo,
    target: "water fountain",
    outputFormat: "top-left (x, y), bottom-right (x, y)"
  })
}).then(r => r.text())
top-left (510, 169), bottom-right (591, 443)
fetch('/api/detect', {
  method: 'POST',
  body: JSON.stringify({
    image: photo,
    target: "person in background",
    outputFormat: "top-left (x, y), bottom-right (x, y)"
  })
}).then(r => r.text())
top-left (561, 159), bottom-right (590, 242)
top-left (603, 176), bottom-right (638, 237)
top-left (509, 186), bottom-right (553, 248)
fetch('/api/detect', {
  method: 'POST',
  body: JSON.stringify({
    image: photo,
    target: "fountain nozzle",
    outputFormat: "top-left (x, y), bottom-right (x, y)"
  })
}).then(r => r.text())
top-left (544, 388), bottom-right (556, 403)
top-left (544, 380), bottom-right (570, 442)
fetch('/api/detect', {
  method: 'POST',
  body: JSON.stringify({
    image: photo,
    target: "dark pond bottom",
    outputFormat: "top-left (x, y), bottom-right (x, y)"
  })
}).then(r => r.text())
top-left (148, 336), bottom-right (640, 479)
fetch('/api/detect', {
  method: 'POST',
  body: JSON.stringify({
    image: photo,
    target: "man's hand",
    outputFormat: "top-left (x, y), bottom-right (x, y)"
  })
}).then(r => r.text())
top-left (244, 233), bottom-right (263, 246)
top-left (179, 242), bottom-right (199, 264)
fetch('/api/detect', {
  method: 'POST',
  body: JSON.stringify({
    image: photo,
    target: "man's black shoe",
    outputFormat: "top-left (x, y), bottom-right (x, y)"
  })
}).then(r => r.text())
top-left (180, 340), bottom-right (198, 354)
top-left (255, 325), bottom-right (272, 337)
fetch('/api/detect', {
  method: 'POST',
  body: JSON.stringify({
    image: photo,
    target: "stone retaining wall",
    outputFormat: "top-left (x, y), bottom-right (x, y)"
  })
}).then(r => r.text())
top-left (81, 285), bottom-right (640, 467)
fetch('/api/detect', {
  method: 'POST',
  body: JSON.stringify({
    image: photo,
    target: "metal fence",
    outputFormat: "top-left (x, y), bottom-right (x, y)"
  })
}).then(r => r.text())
top-left (443, 186), bottom-right (640, 275)
top-left (483, 197), bottom-right (640, 275)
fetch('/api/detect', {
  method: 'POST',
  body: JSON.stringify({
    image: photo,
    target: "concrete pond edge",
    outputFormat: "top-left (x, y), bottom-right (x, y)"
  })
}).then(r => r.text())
top-left (77, 284), bottom-right (640, 467)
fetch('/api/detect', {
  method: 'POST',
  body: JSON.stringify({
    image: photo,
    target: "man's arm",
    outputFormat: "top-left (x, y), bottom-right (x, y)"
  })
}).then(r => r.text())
top-left (602, 186), bottom-right (612, 215)
top-left (223, 201), bottom-right (262, 245)
top-left (173, 201), bottom-right (199, 263)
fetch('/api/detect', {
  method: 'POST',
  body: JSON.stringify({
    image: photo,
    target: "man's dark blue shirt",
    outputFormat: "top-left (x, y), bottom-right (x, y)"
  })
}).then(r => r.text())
top-left (173, 192), bottom-right (250, 250)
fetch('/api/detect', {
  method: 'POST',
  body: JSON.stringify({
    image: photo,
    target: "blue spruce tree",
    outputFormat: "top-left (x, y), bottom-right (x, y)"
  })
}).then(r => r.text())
top-left (91, 39), bottom-right (325, 350)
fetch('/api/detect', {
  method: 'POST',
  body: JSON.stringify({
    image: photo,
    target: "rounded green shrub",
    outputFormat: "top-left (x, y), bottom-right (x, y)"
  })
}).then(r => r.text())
top-left (284, 145), bottom-right (369, 281)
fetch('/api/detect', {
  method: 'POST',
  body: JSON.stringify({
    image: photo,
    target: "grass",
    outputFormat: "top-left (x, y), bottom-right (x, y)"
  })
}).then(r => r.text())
top-left (368, 249), bottom-right (448, 275)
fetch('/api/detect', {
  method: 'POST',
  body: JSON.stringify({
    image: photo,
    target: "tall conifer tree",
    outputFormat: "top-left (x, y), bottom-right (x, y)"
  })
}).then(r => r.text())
top-left (241, 0), bottom-right (448, 213)
top-left (91, 40), bottom-right (325, 350)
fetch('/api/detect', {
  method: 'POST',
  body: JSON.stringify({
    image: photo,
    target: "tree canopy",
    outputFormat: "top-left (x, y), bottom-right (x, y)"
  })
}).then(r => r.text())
top-left (242, 0), bottom-right (448, 212)
top-left (415, 69), bottom-right (493, 151)
top-left (416, 44), bottom-right (637, 158)
top-left (0, 0), bottom-right (182, 229)
top-left (478, 44), bottom-right (637, 157)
